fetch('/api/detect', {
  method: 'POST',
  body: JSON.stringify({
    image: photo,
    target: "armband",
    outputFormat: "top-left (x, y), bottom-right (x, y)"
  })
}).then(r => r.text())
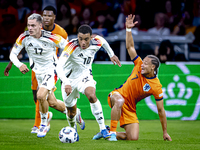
top-left (126, 28), bottom-right (131, 32)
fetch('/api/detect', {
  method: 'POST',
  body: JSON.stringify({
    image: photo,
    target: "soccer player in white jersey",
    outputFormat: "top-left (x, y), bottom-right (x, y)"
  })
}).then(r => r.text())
top-left (56, 24), bottom-right (121, 139)
top-left (9, 13), bottom-right (68, 138)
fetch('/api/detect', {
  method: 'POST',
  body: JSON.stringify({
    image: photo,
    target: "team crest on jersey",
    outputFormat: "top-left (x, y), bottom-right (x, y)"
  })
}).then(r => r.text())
top-left (42, 41), bottom-right (48, 47)
top-left (143, 83), bottom-right (151, 92)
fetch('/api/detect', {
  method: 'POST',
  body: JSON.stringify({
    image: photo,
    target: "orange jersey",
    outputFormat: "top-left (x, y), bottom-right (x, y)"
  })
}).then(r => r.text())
top-left (114, 56), bottom-right (163, 110)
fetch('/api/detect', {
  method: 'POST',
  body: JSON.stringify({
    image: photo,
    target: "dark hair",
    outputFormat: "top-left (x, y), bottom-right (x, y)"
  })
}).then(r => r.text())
top-left (147, 55), bottom-right (160, 75)
top-left (158, 40), bottom-right (175, 62)
top-left (78, 24), bottom-right (92, 35)
top-left (43, 6), bottom-right (57, 15)
top-left (56, 1), bottom-right (71, 21)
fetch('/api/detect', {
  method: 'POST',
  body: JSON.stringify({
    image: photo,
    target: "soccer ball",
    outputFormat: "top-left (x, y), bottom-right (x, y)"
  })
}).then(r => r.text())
top-left (59, 126), bottom-right (78, 143)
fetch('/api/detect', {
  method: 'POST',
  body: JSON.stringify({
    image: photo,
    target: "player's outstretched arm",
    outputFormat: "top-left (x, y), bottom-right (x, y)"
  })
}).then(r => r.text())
top-left (4, 61), bottom-right (13, 76)
top-left (126, 14), bottom-right (138, 60)
top-left (156, 100), bottom-right (172, 141)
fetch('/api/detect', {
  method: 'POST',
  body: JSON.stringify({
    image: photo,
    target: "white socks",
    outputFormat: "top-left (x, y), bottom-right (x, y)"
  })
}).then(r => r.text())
top-left (90, 100), bottom-right (106, 131)
top-left (66, 115), bottom-right (76, 129)
top-left (40, 112), bottom-right (48, 126)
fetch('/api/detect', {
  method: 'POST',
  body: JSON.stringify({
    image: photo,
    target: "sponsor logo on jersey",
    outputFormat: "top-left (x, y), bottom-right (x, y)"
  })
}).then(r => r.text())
top-left (78, 53), bottom-right (83, 57)
top-left (143, 83), bottom-right (151, 92)
top-left (28, 43), bottom-right (33, 47)
top-left (42, 82), bottom-right (47, 86)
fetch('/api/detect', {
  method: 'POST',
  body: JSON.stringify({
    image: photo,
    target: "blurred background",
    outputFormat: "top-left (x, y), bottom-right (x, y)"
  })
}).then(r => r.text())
top-left (0, 0), bottom-right (200, 62)
top-left (1, 0), bottom-right (200, 120)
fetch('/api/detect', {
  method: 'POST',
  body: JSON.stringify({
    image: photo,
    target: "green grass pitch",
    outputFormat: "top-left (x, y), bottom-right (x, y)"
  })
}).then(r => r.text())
top-left (0, 119), bottom-right (200, 150)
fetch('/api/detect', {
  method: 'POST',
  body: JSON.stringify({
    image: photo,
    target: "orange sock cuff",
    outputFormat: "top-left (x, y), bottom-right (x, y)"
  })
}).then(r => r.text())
top-left (110, 120), bottom-right (118, 132)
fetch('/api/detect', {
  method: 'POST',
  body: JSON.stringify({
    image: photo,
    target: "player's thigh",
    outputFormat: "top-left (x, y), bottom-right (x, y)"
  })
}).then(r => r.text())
top-left (61, 83), bottom-right (79, 107)
top-left (47, 92), bottom-right (57, 105)
top-left (77, 74), bottom-right (96, 95)
top-left (124, 123), bottom-right (139, 140)
top-left (110, 91), bottom-right (124, 108)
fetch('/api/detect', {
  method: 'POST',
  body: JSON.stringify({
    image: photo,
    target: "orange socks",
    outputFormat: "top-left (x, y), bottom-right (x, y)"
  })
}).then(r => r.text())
top-left (33, 100), bottom-right (40, 128)
top-left (110, 120), bottom-right (118, 132)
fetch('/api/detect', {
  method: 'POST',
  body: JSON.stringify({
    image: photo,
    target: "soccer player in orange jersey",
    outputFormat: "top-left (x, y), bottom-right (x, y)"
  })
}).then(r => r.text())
top-left (105, 14), bottom-right (172, 141)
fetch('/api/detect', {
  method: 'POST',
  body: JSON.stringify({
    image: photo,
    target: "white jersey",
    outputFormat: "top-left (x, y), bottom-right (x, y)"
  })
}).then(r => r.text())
top-left (56, 35), bottom-right (114, 85)
top-left (10, 30), bottom-right (67, 74)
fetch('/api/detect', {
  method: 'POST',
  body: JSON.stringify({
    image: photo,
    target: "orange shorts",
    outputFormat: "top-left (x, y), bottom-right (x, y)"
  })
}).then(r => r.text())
top-left (31, 70), bottom-right (38, 90)
top-left (108, 90), bottom-right (139, 127)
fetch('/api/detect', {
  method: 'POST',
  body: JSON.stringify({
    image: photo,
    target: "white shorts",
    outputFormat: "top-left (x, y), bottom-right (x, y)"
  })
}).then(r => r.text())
top-left (61, 73), bottom-right (96, 107)
top-left (36, 69), bottom-right (56, 91)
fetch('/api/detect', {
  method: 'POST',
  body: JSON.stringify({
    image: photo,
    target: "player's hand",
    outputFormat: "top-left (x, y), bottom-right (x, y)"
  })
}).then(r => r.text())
top-left (4, 62), bottom-right (13, 76)
top-left (19, 64), bottom-right (29, 74)
top-left (126, 14), bottom-right (138, 29)
top-left (65, 85), bottom-right (72, 96)
top-left (110, 55), bottom-right (121, 67)
top-left (163, 133), bottom-right (172, 141)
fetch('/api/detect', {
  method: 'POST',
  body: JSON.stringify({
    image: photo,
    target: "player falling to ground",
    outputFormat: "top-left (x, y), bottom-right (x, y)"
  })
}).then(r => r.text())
top-left (56, 24), bottom-right (121, 139)
top-left (10, 13), bottom-right (70, 138)
top-left (100, 14), bottom-right (172, 141)
top-left (4, 6), bottom-right (85, 134)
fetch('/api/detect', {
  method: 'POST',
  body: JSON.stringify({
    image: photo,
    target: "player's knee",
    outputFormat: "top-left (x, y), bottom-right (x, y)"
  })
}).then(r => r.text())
top-left (37, 93), bottom-right (45, 102)
top-left (87, 93), bottom-right (97, 103)
top-left (112, 97), bottom-right (124, 109)
top-left (127, 135), bottom-right (139, 141)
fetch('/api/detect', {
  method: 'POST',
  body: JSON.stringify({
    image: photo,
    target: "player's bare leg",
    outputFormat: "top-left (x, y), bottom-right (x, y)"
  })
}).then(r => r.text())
top-left (107, 92), bottom-right (125, 141)
top-left (66, 105), bottom-right (77, 129)
top-left (37, 87), bottom-right (49, 137)
top-left (116, 123), bottom-right (139, 140)
top-left (66, 105), bottom-right (80, 141)
top-left (47, 92), bottom-right (66, 113)
top-left (85, 87), bottom-right (109, 139)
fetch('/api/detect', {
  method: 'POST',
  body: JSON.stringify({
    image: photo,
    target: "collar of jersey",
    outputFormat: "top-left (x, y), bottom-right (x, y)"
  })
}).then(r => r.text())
top-left (42, 24), bottom-right (55, 32)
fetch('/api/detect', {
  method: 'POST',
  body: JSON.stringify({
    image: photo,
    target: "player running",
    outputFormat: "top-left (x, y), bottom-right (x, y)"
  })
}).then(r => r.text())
top-left (5, 6), bottom-right (84, 134)
top-left (56, 24), bottom-right (121, 139)
top-left (10, 13), bottom-right (68, 138)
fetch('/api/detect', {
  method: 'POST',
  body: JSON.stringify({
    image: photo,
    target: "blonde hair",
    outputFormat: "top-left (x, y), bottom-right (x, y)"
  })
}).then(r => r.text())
top-left (28, 13), bottom-right (43, 24)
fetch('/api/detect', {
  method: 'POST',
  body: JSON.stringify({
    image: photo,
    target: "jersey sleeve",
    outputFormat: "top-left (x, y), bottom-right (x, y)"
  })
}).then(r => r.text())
top-left (153, 83), bottom-right (163, 101)
top-left (132, 55), bottom-right (143, 66)
top-left (9, 32), bottom-right (26, 68)
top-left (49, 33), bottom-right (67, 49)
top-left (94, 35), bottom-right (114, 57)
top-left (56, 39), bottom-right (78, 85)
